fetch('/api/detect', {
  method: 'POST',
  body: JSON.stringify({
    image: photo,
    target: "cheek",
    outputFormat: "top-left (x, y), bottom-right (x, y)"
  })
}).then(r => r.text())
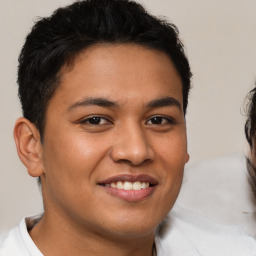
top-left (156, 132), bottom-right (187, 194)
top-left (40, 133), bottom-right (105, 209)
top-left (157, 130), bottom-right (188, 165)
top-left (41, 130), bottom-right (108, 183)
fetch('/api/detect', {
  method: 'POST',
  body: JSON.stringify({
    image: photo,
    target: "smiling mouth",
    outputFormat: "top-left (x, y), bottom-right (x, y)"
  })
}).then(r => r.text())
top-left (99, 181), bottom-right (151, 190)
top-left (97, 174), bottom-right (157, 201)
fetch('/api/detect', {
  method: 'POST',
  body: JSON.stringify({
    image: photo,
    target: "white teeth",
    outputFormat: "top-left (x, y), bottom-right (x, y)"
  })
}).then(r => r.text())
top-left (133, 181), bottom-right (142, 190)
top-left (108, 181), bottom-right (150, 190)
top-left (124, 181), bottom-right (133, 190)
top-left (116, 181), bottom-right (123, 189)
top-left (110, 183), bottom-right (116, 188)
top-left (142, 182), bottom-right (149, 189)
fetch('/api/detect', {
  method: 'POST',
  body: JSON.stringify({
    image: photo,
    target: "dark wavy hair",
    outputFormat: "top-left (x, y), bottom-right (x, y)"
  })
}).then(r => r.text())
top-left (18, 0), bottom-right (192, 137)
top-left (245, 85), bottom-right (256, 198)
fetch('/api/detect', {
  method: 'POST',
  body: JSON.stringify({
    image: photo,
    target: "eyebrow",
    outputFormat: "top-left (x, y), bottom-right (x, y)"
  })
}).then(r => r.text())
top-left (147, 96), bottom-right (182, 110)
top-left (68, 96), bottom-right (181, 111)
top-left (68, 97), bottom-right (119, 111)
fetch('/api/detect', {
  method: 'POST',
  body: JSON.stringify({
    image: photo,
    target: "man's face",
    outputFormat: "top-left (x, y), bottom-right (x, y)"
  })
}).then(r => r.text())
top-left (40, 44), bottom-right (189, 238)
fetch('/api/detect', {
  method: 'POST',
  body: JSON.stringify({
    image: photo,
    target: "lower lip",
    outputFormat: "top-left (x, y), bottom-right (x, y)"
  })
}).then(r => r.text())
top-left (100, 186), bottom-right (156, 202)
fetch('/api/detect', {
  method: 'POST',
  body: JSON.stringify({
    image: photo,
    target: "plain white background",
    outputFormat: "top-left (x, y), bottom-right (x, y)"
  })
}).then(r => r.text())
top-left (0, 0), bottom-right (255, 232)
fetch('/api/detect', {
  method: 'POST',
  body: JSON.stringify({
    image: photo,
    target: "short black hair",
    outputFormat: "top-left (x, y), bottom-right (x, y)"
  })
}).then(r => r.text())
top-left (245, 87), bottom-right (256, 148)
top-left (245, 85), bottom-right (256, 198)
top-left (18, 0), bottom-right (192, 136)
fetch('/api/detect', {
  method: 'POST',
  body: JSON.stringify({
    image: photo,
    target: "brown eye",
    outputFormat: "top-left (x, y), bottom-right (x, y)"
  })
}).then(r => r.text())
top-left (81, 116), bottom-right (110, 125)
top-left (150, 117), bottom-right (163, 124)
top-left (88, 117), bottom-right (102, 125)
top-left (147, 116), bottom-right (174, 125)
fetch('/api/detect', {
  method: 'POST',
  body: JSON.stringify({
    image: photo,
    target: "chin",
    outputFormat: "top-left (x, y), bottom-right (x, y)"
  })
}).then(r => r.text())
top-left (100, 214), bottom-right (161, 239)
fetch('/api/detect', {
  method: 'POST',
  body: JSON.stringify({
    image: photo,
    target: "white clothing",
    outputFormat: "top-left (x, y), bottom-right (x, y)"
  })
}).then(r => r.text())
top-left (155, 206), bottom-right (256, 255)
top-left (1, 206), bottom-right (256, 256)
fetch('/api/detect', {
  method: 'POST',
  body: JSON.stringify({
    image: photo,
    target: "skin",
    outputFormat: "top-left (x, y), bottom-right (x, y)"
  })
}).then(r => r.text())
top-left (14, 44), bottom-right (189, 256)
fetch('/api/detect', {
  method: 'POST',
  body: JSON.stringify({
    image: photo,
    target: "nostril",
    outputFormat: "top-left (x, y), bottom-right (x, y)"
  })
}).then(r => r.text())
top-left (115, 158), bottom-right (152, 167)
top-left (109, 133), bottom-right (155, 166)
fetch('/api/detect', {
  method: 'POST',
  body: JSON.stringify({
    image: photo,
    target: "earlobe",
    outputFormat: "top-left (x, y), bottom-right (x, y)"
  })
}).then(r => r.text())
top-left (185, 153), bottom-right (190, 163)
top-left (13, 117), bottom-right (44, 177)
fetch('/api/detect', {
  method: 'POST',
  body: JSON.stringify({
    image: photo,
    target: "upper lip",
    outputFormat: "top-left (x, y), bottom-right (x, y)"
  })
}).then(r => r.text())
top-left (98, 174), bottom-right (158, 185)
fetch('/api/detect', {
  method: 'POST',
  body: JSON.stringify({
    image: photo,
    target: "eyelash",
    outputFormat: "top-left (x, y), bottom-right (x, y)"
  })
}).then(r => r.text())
top-left (80, 115), bottom-right (176, 126)
top-left (80, 116), bottom-right (111, 125)
top-left (146, 115), bottom-right (176, 125)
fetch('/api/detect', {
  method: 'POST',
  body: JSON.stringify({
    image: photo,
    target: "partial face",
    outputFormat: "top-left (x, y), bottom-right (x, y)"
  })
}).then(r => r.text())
top-left (40, 44), bottom-right (189, 238)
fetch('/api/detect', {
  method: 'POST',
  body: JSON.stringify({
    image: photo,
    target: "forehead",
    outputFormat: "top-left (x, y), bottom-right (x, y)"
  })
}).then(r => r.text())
top-left (50, 44), bottom-right (183, 109)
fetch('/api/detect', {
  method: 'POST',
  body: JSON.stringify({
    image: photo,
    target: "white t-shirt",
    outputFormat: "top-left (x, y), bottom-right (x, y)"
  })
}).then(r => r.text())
top-left (1, 206), bottom-right (256, 256)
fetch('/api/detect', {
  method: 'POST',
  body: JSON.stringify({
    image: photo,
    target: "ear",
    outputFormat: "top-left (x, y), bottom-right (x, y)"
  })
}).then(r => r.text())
top-left (185, 153), bottom-right (190, 164)
top-left (13, 117), bottom-right (44, 177)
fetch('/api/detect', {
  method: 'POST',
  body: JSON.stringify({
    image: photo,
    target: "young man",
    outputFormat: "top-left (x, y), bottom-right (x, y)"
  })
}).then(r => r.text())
top-left (0, 1), bottom-right (255, 255)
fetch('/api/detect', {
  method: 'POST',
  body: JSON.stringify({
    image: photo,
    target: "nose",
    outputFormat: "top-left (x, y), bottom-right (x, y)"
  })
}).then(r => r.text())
top-left (110, 123), bottom-right (154, 166)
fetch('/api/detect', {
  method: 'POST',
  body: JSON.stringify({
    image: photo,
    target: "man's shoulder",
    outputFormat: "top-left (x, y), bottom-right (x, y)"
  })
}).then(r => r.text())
top-left (156, 206), bottom-right (256, 256)
top-left (0, 224), bottom-right (29, 256)
top-left (0, 215), bottom-right (43, 256)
